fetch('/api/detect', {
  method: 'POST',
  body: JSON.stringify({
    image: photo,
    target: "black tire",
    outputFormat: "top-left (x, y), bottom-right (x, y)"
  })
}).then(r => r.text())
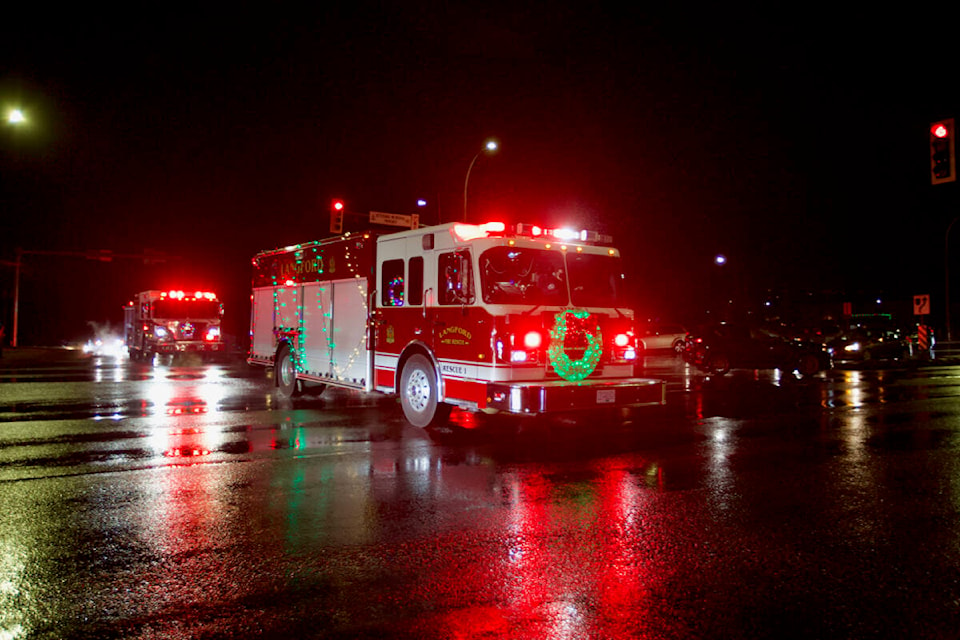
top-left (275, 345), bottom-right (301, 398)
top-left (399, 354), bottom-right (450, 428)
top-left (708, 354), bottom-right (731, 375)
top-left (797, 354), bottom-right (821, 376)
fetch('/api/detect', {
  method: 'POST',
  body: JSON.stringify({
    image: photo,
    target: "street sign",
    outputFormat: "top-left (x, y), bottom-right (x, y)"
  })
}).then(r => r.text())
top-left (914, 294), bottom-right (931, 316)
top-left (369, 211), bottom-right (417, 228)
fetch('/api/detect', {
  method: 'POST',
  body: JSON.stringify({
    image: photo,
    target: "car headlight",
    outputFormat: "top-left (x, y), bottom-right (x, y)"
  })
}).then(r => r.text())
top-left (155, 326), bottom-right (170, 339)
top-left (844, 342), bottom-right (861, 352)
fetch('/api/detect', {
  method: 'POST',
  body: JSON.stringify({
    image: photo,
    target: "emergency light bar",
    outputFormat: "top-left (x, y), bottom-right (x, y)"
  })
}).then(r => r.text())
top-left (515, 223), bottom-right (613, 244)
top-left (160, 290), bottom-right (218, 301)
top-left (451, 221), bottom-right (613, 245)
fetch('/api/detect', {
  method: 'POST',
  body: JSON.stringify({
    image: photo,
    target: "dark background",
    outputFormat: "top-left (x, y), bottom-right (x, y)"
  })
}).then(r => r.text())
top-left (2, 6), bottom-right (958, 345)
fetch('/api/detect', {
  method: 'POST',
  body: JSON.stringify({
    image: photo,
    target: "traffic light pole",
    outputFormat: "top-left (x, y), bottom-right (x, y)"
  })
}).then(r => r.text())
top-left (934, 119), bottom-right (958, 341)
top-left (948, 217), bottom-right (959, 342)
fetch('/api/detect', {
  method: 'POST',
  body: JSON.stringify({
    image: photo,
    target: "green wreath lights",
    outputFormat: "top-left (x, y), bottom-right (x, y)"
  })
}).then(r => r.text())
top-left (547, 309), bottom-right (603, 381)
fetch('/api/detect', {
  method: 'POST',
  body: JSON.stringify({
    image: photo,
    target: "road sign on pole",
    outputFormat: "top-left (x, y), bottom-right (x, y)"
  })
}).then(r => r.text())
top-left (369, 211), bottom-right (418, 228)
top-left (914, 294), bottom-right (931, 316)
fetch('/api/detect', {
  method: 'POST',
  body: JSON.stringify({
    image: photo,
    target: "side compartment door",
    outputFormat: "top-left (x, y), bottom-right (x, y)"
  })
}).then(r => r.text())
top-left (250, 287), bottom-right (277, 361)
top-left (300, 281), bottom-right (333, 377)
top-left (331, 279), bottom-right (369, 387)
top-left (274, 283), bottom-right (302, 354)
top-left (300, 279), bottom-right (369, 389)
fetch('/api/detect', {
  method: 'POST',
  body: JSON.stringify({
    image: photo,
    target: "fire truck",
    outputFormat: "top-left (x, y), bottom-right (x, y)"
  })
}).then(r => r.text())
top-left (247, 221), bottom-right (665, 428)
top-left (124, 290), bottom-right (224, 361)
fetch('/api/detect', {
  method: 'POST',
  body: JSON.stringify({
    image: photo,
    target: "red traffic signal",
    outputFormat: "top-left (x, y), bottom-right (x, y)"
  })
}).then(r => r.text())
top-left (931, 118), bottom-right (956, 185)
top-left (330, 199), bottom-right (345, 234)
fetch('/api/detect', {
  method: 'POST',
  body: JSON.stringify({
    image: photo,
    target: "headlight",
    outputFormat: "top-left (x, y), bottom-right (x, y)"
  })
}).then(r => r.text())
top-left (205, 326), bottom-right (221, 342)
top-left (844, 342), bottom-right (861, 352)
top-left (154, 326), bottom-right (169, 339)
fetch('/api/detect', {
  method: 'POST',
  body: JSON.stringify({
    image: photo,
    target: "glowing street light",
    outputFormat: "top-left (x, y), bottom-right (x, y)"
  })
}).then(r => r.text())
top-left (6, 108), bottom-right (26, 125)
top-left (463, 139), bottom-right (499, 222)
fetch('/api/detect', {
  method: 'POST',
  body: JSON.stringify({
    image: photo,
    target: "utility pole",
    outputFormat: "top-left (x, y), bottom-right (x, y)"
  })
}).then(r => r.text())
top-left (2, 248), bottom-right (179, 347)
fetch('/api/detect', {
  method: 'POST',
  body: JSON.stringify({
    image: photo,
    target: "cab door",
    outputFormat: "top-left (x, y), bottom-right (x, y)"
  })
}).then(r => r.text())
top-left (431, 248), bottom-right (475, 352)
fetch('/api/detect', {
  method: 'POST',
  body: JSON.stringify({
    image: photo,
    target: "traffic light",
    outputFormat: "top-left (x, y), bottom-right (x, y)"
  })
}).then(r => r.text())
top-left (330, 199), bottom-right (345, 234)
top-left (931, 118), bottom-right (956, 185)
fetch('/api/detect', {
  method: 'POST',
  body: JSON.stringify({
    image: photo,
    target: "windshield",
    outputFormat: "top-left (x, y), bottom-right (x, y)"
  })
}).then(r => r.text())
top-left (153, 299), bottom-right (221, 319)
top-left (567, 252), bottom-right (625, 307)
top-left (480, 247), bottom-right (567, 305)
top-left (479, 247), bottom-right (626, 307)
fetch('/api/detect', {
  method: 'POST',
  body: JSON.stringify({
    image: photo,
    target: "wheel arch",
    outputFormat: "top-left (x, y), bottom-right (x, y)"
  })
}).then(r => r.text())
top-left (396, 341), bottom-right (442, 398)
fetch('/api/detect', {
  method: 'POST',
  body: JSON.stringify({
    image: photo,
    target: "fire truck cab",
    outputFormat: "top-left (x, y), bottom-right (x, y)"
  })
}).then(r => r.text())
top-left (248, 221), bottom-right (665, 428)
top-left (124, 290), bottom-right (224, 362)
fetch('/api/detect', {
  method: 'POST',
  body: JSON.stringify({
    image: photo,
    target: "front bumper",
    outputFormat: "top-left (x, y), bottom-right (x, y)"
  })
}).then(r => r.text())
top-left (155, 341), bottom-right (223, 353)
top-left (486, 377), bottom-right (666, 414)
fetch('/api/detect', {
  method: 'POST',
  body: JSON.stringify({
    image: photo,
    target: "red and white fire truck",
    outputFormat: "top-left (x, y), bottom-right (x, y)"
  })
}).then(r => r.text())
top-left (247, 221), bottom-right (665, 427)
top-left (124, 290), bottom-right (224, 361)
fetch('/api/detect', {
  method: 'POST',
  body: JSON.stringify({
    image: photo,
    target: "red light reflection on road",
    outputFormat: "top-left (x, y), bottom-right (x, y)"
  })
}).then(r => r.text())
top-left (410, 456), bottom-right (666, 639)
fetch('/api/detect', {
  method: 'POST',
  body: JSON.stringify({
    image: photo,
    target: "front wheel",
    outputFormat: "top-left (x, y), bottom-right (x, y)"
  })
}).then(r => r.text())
top-left (400, 354), bottom-right (451, 428)
top-left (797, 354), bottom-right (821, 376)
top-left (275, 346), bottom-right (301, 398)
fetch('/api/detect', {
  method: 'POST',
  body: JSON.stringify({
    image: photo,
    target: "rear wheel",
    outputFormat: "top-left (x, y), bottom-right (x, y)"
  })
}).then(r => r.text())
top-left (275, 346), bottom-right (301, 398)
top-left (400, 354), bottom-right (451, 428)
top-left (797, 354), bottom-right (821, 376)
top-left (708, 354), bottom-right (731, 375)
top-left (672, 339), bottom-right (685, 354)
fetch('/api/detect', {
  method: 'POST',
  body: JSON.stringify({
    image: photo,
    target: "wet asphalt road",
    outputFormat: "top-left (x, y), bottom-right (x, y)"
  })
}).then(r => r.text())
top-left (2, 349), bottom-right (960, 639)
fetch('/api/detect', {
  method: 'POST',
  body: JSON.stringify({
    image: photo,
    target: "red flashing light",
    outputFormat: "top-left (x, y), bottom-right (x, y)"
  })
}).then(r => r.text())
top-left (452, 222), bottom-right (506, 241)
top-left (160, 290), bottom-right (217, 301)
top-left (523, 330), bottom-right (543, 349)
top-left (453, 221), bottom-right (613, 245)
top-left (933, 123), bottom-right (950, 139)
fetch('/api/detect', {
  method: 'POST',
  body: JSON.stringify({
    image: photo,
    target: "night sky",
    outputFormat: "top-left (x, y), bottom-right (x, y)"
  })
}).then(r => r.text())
top-left (2, 6), bottom-right (958, 345)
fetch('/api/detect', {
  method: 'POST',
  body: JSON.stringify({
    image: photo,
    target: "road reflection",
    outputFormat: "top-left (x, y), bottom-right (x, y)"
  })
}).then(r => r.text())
top-left (8, 353), bottom-right (960, 637)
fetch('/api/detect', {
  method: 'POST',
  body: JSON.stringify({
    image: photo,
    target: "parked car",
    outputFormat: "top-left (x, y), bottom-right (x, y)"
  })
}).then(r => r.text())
top-left (683, 322), bottom-right (832, 376)
top-left (639, 323), bottom-right (687, 353)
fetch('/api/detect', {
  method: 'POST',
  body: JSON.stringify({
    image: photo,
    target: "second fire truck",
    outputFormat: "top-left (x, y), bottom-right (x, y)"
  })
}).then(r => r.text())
top-left (248, 221), bottom-right (665, 427)
top-left (124, 290), bottom-right (224, 362)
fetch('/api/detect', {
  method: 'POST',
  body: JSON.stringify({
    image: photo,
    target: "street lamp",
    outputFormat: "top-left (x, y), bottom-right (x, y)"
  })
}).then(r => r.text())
top-left (6, 108), bottom-right (26, 125)
top-left (3, 109), bottom-right (27, 347)
top-left (463, 139), bottom-right (498, 222)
